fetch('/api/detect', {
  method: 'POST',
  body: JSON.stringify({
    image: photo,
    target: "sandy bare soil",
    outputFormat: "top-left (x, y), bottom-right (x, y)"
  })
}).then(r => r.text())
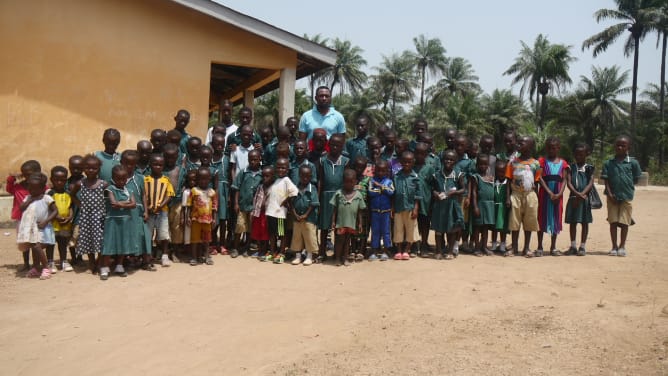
top-left (1, 185), bottom-right (667, 376)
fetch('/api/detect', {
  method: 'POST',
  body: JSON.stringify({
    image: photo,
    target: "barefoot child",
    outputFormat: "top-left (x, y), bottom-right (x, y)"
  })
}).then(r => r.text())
top-left (505, 136), bottom-right (541, 257)
top-left (48, 166), bottom-right (74, 272)
top-left (330, 169), bottom-right (366, 266)
top-left (431, 150), bottom-right (465, 260)
top-left (266, 158), bottom-right (299, 264)
top-left (186, 167), bottom-right (217, 266)
top-left (393, 151), bottom-right (421, 260)
top-left (470, 154), bottom-right (495, 256)
top-left (368, 160), bottom-right (394, 261)
top-left (70, 155), bottom-right (108, 273)
top-left (565, 143), bottom-right (595, 256)
top-left (17, 173), bottom-right (57, 280)
top-left (537, 137), bottom-right (568, 256)
top-left (99, 165), bottom-right (136, 280)
top-left (290, 166), bottom-right (320, 266)
top-left (601, 135), bottom-right (641, 257)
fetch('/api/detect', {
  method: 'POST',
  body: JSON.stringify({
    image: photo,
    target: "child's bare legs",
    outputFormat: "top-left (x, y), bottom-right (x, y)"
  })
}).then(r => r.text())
top-left (549, 234), bottom-right (559, 255)
top-left (480, 226), bottom-right (491, 255)
top-left (190, 242), bottom-right (199, 264)
top-left (21, 251), bottom-right (30, 271)
top-left (580, 223), bottom-right (589, 246)
top-left (510, 231), bottom-right (519, 257)
top-left (446, 232), bottom-right (458, 259)
top-left (536, 231), bottom-right (544, 253)
top-left (522, 231), bottom-right (532, 255)
top-left (334, 233), bottom-right (345, 266)
top-left (55, 236), bottom-right (69, 268)
top-left (472, 226), bottom-right (481, 255)
top-left (258, 240), bottom-right (268, 257)
top-left (218, 220), bottom-right (227, 252)
top-left (45, 244), bottom-right (55, 268)
top-left (319, 230), bottom-right (329, 261)
top-left (342, 234), bottom-right (352, 266)
top-left (232, 233), bottom-right (241, 256)
top-left (87, 253), bottom-right (98, 273)
top-left (202, 239), bottom-right (213, 264)
top-left (434, 232), bottom-right (444, 260)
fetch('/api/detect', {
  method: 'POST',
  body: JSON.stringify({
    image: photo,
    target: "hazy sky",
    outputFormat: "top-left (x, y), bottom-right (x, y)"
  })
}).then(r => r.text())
top-left (219, 0), bottom-right (662, 100)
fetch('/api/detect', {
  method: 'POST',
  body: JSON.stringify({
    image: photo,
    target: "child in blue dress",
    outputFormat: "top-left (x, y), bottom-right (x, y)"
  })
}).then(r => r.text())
top-left (431, 150), bottom-right (465, 260)
top-left (368, 160), bottom-right (394, 261)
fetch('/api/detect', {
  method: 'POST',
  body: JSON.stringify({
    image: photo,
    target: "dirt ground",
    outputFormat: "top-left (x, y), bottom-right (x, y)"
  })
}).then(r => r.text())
top-left (1, 185), bottom-right (667, 376)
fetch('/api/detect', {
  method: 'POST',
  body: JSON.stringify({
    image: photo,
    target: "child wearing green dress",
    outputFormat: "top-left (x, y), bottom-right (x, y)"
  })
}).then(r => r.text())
top-left (317, 134), bottom-right (349, 260)
top-left (565, 143), bottom-right (594, 256)
top-left (492, 160), bottom-right (509, 254)
top-left (100, 165), bottom-right (136, 280)
top-left (330, 169), bottom-right (366, 266)
top-left (430, 150), bottom-right (465, 260)
top-left (470, 154), bottom-right (495, 256)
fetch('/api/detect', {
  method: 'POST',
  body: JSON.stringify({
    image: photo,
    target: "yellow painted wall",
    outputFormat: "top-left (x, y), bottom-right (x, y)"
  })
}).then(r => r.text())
top-left (0, 0), bottom-right (296, 175)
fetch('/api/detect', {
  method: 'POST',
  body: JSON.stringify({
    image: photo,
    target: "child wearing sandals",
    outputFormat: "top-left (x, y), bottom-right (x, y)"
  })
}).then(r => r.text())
top-left (265, 158), bottom-right (299, 264)
top-left (48, 166), bottom-right (74, 272)
top-left (392, 151), bottom-right (421, 260)
top-left (565, 143), bottom-right (594, 256)
top-left (17, 173), bottom-right (57, 279)
top-left (536, 137), bottom-right (568, 257)
top-left (367, 160), bottom-right (395, 261)
top-left (7, 160), bottom-right (42, 270)
top-left (330, 169), bottom-right (366, 266)
top-left (186, 167), bottom-right (217, 266)
top-left (430, 150), bottom-right (465, 260)
top-left (470, 154), bottom-right (495, 256)
top-left (492, 160), bottom-right (509, 254)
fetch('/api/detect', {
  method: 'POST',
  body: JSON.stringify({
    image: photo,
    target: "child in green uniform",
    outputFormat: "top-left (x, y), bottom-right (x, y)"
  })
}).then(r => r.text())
top-left (352, 156), bottom-right (371, 261)
top-left (413, 142), bottom-right (435, 257)
top-left (601, 135), bottom-right (642, 257)
top-left (317, 134), bottom-right (349, 260)
top-left (492, 160), bottom-right (509, 254)
top-left (330, 169), bottom-right (366, 266)
top-left (211, 134), bottom-right (230, 254)
top-left (231, 149), bottom-right (263, 258)
top-left (430, 150), bottom-right (465, 260)
top-left (94, 128), bottom-right (121, 183)
top-left (470, 154), bottom-right (495, 256)
top-left (100, 165), bottom-right (136, 280)
top-left (565, 143), bottom-right (594, 256)
top-left (290, 166), bottom-right (319, 266)
top-left (393, 151), bottom-right (421, 260)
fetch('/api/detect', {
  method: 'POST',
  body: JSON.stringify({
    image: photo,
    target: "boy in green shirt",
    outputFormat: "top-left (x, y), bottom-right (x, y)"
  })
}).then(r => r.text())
top-left (601, 135), bottom-right (642, 257)
top-left (231, 149), bottom-right (263, 257)
top-left (393, 151), bottom-right (421, 260)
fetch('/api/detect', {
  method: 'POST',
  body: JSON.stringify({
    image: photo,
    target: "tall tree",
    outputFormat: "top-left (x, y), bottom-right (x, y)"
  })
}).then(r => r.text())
top-left (580, 65), bottom-right (631, 152)
top-left (409, 34), bottom-right (447, 114)
top-left (303, 33), bottom-right (330, 103)
top-left (480, 89), bottom-right (527, 146)
top-left (373, 52), bottom-right (418, 128)
top-left (429, 57), bottom-right (481, 106)
top-left (582, 0), bottom-right (661, 130)
top-left (318, 38), bottom-right (368, 96)
top-left (504, 34), bottom-right (575, 131)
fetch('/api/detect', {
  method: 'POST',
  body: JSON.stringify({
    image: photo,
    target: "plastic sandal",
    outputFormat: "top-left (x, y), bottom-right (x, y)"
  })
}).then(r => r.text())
top-left (401, 252), bottom-right (410, 260)
top-left (189, 259), bottom-right (197, 266)
top-left (393, 253), bottom-right (402, 260)
top-left (205, 257), bottom-right (214, 265)
top-left (355, 253), bottom-right (365, 262)
top-left (26, 268), bottom-right (40, 278)
top-left (577, 247), bottom-right (586, 256)
top-left (550, 249), bottom-right (562, 257)
top-left (444, 254), bottom-right (454, 260)
top-left (39, 268), bottom-right (51, 280)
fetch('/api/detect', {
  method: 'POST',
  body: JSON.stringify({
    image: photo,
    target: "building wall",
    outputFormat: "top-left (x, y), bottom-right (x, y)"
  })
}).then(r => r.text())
top-left (0, 0), bottom-right (297, 174)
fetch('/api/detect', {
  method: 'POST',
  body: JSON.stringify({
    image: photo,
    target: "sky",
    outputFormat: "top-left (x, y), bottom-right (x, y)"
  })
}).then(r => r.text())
top-left (218, 0), bottom-right (662, 101)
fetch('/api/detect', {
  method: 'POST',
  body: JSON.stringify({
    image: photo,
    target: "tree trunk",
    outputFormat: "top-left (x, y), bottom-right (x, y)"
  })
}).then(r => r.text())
top-left (630, 33), bottom-right (640, 132)
top-left (660, 31), bottom-right (667, 166)
top-left (420, 66), bottom-right (426, 114)
top-left (584, 122), bottom-right (594, 150)
top-left (330, 80), bottom-right (337, 98)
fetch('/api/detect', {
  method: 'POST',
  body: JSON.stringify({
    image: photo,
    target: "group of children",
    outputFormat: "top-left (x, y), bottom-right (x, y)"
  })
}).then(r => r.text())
top-left (7, 105), bottom-right (642, 280)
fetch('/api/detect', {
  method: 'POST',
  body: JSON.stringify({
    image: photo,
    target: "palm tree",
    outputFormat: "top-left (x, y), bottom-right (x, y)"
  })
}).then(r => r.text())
top-left (480, 89), bottom-right (527, 146)
top-left (504, 34), bottom-right (575, 131)
top-left (580, 65), bottom-right (631, 152)
top-left (373, 52), bottom-right (418, 128)
top-left (318, 38), bottom-right (368, 96)
top-left (429, 57), bottom-right (481, 106)
top-left (582, 0), bottom-right (662, 130)
top-left (303, 33), bottom-right (330, 103)
top-left (652, 4), bottom-right (668, 163)
top-left (409, 34), bottom-right (447, 114)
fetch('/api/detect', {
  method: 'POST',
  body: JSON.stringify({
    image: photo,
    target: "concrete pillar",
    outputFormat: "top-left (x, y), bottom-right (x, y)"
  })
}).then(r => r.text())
top-left (278, 67), bottom-right (296, 127)
top-left (243, 90), bottom-right (254, 109)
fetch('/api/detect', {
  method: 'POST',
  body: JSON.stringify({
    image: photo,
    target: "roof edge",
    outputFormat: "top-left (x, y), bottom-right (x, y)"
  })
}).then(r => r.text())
top-left (170, 0), bottom-right (337, 66)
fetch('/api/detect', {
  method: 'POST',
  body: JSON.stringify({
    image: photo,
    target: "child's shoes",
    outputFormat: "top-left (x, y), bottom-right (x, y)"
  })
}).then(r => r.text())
top-left (26, 267), bottom-right (40, 278)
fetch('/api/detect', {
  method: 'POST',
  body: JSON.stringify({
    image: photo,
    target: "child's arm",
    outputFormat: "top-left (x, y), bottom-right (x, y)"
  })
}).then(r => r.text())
top-left (70, 181), bottom-right (82, 207)
top-left (471, 177), bottom-right (480, 217)
top-left (317, 161), bottom-right (324, 196)
top-left (229, 162), bottom-right (237, 184)
top-left (290, 197), bottom-right (301, 221)
top-left (108, 189), bottom-right (120, 208)
top-left (38, 202), bottom-right (59, 229)
top-left (124, 194), bottom-right (137, 209)
top-left (357, 210), bottom-right (363, 233)
top-left (19, 195), bottom-right (34, 211)
top-left (6, 174), bottom-right (18, 194)
top-left (565, 166), bottom-right (577, 195)
top-left (582, 167), bottom-right (595, 198)
top-left (383, 180), bottom-right (395, 197)
top-left (449, 174), bottom-right (467, 198)
top-left (60, 206), bottom-right (74, 224)
top-left (555, 164), bottom-right (568, 199)
top-left (330, 206), bottom-right (337, 231)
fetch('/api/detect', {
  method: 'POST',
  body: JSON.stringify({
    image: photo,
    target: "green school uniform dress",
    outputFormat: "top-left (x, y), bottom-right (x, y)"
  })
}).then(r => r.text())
top-left (414, 164), bottom-right (435, 217)
top-left (330, 190), bottom-right (366, 229)
top-left (472, 173), bottom-right (495, 226)
top-left (565, 163), bottom-right (594, 224)
top-left (494, 178), bottom-right (509, 232)
top-left (430, 170), bottom-right (465, 234)
top-left (94, 151), bottom-right (120, 183)
top-left (231, 168), bottom-right (263, 212)
top-left (102, 186), bottom-right (136, 255)
top-left (212, 155), bottom-right (231, 220)
top-left (319, 155), bottom-right (349, 230)
top-left (126, 171), bottom-right (151, 255)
